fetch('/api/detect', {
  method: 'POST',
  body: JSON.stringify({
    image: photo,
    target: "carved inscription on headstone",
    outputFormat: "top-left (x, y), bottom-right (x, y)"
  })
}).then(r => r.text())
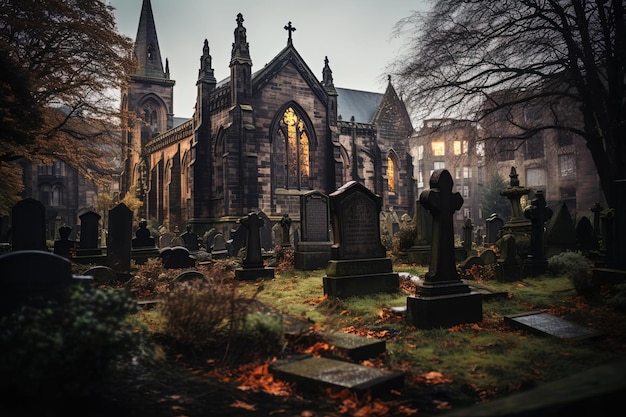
top-left (304, 194), bottom-right (329, 242)
top-left (341, 192), bottom-right (380, 258)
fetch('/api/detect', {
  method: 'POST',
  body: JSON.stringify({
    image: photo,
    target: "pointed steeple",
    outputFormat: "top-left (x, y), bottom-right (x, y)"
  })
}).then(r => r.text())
top-left (133, 0), bottom-right (167, 79)
top-left (230, 13), bottom-right (252, 66)
top-left (322, 56), bottom-right (335, 89)
top-left (198, 39), bottom-right (216, 84)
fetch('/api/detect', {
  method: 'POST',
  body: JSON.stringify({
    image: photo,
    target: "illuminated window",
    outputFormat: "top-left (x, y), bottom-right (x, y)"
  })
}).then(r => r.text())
top-left (275, 106), bottom-right (311, 189)
top-left (432, 141), bottom-right (445, 156)
top-left (463, 166), bottom-right (471, 178)
top-left (387, 156), bottom-right (396, 193)
top-left (434, 161), bottom-right (445, 170)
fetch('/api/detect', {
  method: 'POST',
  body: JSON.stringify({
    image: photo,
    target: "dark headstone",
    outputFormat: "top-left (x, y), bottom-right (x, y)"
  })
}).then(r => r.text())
top-left (162, 246), bottom-right (196, 269)
top-left (12, 198), bottom-right (47, 251)
top-left (228, 225), bottom-right (247, 257)
top-left (295, 191), bottom-right (332, 270)
top-left (77, 210), bottom-right (102, 255)
top-left (576, 216), bottom-right (599, 251)
top-left (180, 224), bottom-right (200, 251)
top-left (485, 213), bottom-right (504, 245)
top-left (545, 202), bottom-right (578, 257)
top-left (132, 219), bottom-right (156, 248)
top-left (406, 169), bottom-right (482, 329)
top-left (235, 212), bottom-right (275, 280)
top-left (495, 234), bottom-right (522, 282)
top-left (0, 250), bottom-right (91, 315)
top-left (53, 226), bottom-right (75, 259)
top-left (106, 203), bottom-right (133, 279)
top-left (407, 199), bottom-right (432, 265)
top-left (323, 181), bottom-right (399, 297)
top-left (83, 265), bottom-right (116, 284)
top-left (279, 214), bottom-right (292, 247)
top-left (522, 191), bottom-right (553, 277)
top-left (462, 218), bottom-right (473, 252)
top-left (256, 210), bottom-right (274, 252)
top-left (480, 249), bottom-right (498, 265)
top-left (210, 233), bottom-right (229, 258)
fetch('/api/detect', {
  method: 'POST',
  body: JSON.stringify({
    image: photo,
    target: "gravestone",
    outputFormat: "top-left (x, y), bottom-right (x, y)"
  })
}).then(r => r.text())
top-left (83, 265), bottom-right (116, 284)
top-left (462, 218), bottom-right (474, 253)
top-left (479, 249), bottom-right (498, 265)
top-left (257, 210), bottom-right (274, 252)
top-left (590, 202), bottom-right (603, 242)
top-left (106, 203), bottom-right (133, 280)
top-left (545, 202), bottom-right (579, 257)
top-left (499, 166), bottom-right (532, 235)
top-left (228, 224), bottom-right (247, 257)
top-left (132, 219), bottom-right (156, 248)
top-left (180, 224), bottom-right (200, 251)
top-left (495, 234), bottom-right (522, 282)
top-left (174, 270), bottom-right (206, 284)
top-left (11, 198), bottom-right (47, 251)
top-left (158, 232), bottom-right (175, 249)
top-left (235, 212), bottom-right (275, 280)
top-left (521, 190), bottom-right (553, 277)
top-left (323, 181), bottom-right (399, 297)
top-left (0, 250), bottom-right (92, 315)
top-left (279, 214), bottom-right (292, 247)
top-left (204, 228), bottom-right (218, 251)
top-left (576, 216), bottom-right (599, 252)
top-left (505, 312), bottom-right (601, 340)
top-left (211, 233), bottom-right (229, 258)
top-left (407, 199), bottom-right (432, 265)
top-left (162, 246), bottom-right (196, 269)
top-left (295, 191), bottom-right (332, 270)
top-left (77, 210), bottom-right (102, 256)
top-left (406, 169), bottom-right (482, 329)
top-left (485, 212), bottom-right (504, 245)
top-left (131, 219), bottom-right (160, 264)
top-left (53, 226), bottom-right (75, 259)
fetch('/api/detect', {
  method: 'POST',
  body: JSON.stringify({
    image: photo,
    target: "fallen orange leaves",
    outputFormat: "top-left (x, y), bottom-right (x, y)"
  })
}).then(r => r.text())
top-left (230, 400), bottom-right (256, 410)
top-left (236, 363), bottom-right (295, 396)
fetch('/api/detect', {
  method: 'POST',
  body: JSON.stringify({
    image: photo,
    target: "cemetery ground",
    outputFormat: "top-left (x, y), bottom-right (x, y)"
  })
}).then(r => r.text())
top-left (3, 252), bottom-right (626, 417)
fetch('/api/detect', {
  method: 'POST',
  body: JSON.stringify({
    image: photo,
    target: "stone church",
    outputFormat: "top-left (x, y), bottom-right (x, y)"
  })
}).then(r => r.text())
top-left (121, 0), bottom-right (415, 237)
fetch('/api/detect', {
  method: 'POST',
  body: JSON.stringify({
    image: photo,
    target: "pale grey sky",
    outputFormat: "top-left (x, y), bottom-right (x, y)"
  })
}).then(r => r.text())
top-left (109, 0), bottom-right (431, 118)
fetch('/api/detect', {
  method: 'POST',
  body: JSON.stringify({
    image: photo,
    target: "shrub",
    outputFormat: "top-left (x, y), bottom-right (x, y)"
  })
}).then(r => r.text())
top-left (0, 285), bottom-right (141, 400)
top-left (275, 245), bottom-right (295, 273)
top-left (547, 251), bottom-right (593, 294)
top-left (392, 224), bottom-right (416, 255)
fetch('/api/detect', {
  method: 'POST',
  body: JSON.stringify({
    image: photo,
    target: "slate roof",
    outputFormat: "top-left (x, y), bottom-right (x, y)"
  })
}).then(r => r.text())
top-left (336, 87), bottom-right (384, 124)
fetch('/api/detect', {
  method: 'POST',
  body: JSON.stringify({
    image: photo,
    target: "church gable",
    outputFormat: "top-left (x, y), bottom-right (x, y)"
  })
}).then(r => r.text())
top-left (372, 80), bottom-right (413, 140)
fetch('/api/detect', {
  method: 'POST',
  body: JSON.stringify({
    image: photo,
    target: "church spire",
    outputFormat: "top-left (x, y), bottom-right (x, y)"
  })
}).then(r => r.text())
top-left (230, 13), bottom-right (252, 66)
top-left (198, 39), bottom-right (216, 84)
top-left (322, 56), bottom-right (334, 89)
top-left (133, 0), bottom-right (167, 79)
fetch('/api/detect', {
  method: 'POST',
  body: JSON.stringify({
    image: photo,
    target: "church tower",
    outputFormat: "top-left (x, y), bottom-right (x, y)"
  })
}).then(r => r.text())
top-left (121, 0), bottom-right (175, 202)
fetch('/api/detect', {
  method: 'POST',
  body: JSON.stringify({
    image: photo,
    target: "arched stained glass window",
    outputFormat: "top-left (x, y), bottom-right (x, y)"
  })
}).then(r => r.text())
top-left (276, 106), bottom-right (311, 189)
top-left (387, 156), bottom-right (396, 193)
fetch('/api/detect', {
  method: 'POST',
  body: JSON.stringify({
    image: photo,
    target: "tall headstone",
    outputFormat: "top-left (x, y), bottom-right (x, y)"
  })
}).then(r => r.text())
top-left (235, 212), bottom-right (275, 280)
top-left (295, 191), bottom-right (332, 270)
top-left (131, 219), bottom-right (160, 265)
top-left (521, 190), bottom-right (553, 277)
top-left (53, 226), bottom-right (75, 259)
top-left (485, 213), bottom-right (504, 245)
top-left (575, 216), bottom-right (599, 252)
top-left (180, 224), bottom-right (200, 251)
top-left (462, 218), bottom-right (473, 253)
top-left (323, 181), bottom-right (399, 297)
top-left (407, 200), bottom-right (433, 265)
top-left (279, 214), bottom-right (292, 247)
top-left (545, 202), bottom-right (578, 257)
top-left (11, 198), bottom-right (47, 251)
top-left (406, 169), bottom-right (482, 329)
top-left (77, 210), bottom-right (102, 256)
top-left (106, 203), bottom-right (133, 280)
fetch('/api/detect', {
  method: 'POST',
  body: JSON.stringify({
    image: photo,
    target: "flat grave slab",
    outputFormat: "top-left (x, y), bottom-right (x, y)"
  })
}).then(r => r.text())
top-left (505, 311), bottom-right (602, 340)
top-left (270, 356), bottom-right (403, 396)
top-left (323, 331), bottom-right (386, 360)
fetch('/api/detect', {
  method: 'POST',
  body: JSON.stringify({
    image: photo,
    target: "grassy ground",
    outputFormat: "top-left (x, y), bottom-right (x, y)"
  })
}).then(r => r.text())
top-left (5, 256), bottom-right (625, 417)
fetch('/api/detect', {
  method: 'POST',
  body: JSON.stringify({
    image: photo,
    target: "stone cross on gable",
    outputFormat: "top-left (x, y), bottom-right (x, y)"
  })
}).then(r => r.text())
top-left (420, 169), bottom-right (464, 284)
top-left (284, 21), bottom-right (296, 45)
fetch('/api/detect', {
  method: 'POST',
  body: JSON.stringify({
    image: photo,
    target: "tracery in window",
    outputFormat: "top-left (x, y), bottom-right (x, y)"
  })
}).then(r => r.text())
top-left (387, 156), bottom-right (396, 193)
top-left (276, 106), bottom-right (311, 189)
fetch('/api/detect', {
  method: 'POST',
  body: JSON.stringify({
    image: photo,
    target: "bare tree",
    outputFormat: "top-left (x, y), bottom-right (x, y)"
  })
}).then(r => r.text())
top-left (0, 0), bottom-right (135, 213)
top-left (390, 0), bottom-right (625, 207)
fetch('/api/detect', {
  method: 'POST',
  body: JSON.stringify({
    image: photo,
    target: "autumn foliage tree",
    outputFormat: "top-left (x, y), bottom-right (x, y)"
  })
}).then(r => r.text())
top-left (391, 0), bottom-right (625, 208)
top-left (0, 0), bottom-right (135, 214)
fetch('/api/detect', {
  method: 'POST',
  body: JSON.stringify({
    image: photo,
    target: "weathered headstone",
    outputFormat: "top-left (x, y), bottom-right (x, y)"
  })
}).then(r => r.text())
top-left (406, 169), bottom-right (482, 329)
top-left (235, 212), bottom-right (275, 280)
top-left (210, 233), bottom-right (229, 258)
top-left (132, 219), bottom-right (156, 248)
top-left (11, 198), bottom-right (47, 251)
top-left (82, 265), bottom-right (116, 284)
top-left (77, 210), bottom-right (102, 256)
top-left (279, 214), bottom-right (292, 247)
top-left (323, 181), bottom-right (399, 297)
top-left (158, 232), bottom-right (175, 249)
top-left (106, 203), bottom-right (133, 280)
top-left (257, 210), bottom-right (274, 252)
top-left (162, 246), bottom-right (196, 269)
top-left (485, 212), bottom-right (504, 245)
top-left (545, 202), bottom-right (578, 257)
top-left (0, 250), bottom-right (91, 315)
top-left (295, 191), bottom-right (332, 270)
top-left (522, 190), bottom-right (553, 277)
top-left (180, 224), bottom-right (200, 251)
top-left (576, 216), bottom-right (599, 252)
top-left (53, 226), bottom-right (75, 259)
top-left (462, 218), bottom-right (474, 253)
top-left (495, 234), bottom-right (522, 282)
top-left (480, 249), bottom-right (498, 266)
top-left (407, 199), bottom-right (432, 265)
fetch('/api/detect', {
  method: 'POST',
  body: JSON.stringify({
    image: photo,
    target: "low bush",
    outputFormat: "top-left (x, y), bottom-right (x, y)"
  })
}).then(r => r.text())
top-left (547, 251), bottom-right (593, 294)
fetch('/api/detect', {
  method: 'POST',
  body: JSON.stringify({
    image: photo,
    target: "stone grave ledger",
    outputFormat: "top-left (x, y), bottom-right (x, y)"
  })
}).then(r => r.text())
top-left (295, 191), bottom-right (332, 270)
top-left (323, 181), bottom-right (399, 297)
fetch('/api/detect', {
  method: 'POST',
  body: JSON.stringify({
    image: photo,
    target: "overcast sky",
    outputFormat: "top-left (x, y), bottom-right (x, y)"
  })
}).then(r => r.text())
top-left (108, 0), bottom-right (431, 118)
